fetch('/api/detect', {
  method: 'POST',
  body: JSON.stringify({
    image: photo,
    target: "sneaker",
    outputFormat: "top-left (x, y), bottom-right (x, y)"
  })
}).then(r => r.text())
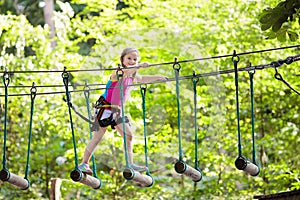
top-left (78, 163), bottom-right (93, 175)
top-left (130, 164), bottom-right (148, 173)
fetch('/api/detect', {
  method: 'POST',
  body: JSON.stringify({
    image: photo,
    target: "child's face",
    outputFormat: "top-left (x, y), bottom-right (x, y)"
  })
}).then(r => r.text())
top-left (122, 51), bottom-right (139, 67)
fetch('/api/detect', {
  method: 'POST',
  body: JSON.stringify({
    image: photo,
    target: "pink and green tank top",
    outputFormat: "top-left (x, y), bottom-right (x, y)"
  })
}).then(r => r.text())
top-left (102, 77), bottom-right (134, 106)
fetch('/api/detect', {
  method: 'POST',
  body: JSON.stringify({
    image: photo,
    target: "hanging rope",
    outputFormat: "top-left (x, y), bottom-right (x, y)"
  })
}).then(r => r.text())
top-left (140, 85), bottom-right (151, 176)
top-left (173, 58), bottom-right (183, 161)
top-left (117, 68), bottom-right (153, 186)
top-left (233, 53), bottom-right (260, 176)
top-left (192, 72), bottom-right (200, 171)
top-left (173, 59), bottom-right (202, 182)
top-left (63, 74), bottom-right (101, 189)
top-left (2, 69), bottom-right (10, 171)
top-left (70, 105), bottom-right (95, 125)
top-left (248, 71), bottom-right (257, 165)
top-left (233, 53), bottom-right (243, 158)
top-left (273, 67), bottom-right (300, 95)
top-left (0, 69), bottom-right (30, 189)
top-left (83, 82), bottom-right (99, 178)
top-left (24, 83), bottom-right (36, 181)
top-left (62, 69), bottom-right (79, 170)
top-left (116, 66), bottom-right (130, 169)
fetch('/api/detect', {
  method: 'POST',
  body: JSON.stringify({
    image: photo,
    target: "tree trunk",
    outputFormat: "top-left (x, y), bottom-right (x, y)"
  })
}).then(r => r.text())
top-left (43, 0), bottom-right (56, 49)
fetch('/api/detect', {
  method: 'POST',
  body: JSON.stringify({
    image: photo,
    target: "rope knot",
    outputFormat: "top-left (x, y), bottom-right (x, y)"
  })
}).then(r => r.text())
top-left (285, 56), bottom-right (293, 64)
top-left (270, 61), bottom-right (282, 68)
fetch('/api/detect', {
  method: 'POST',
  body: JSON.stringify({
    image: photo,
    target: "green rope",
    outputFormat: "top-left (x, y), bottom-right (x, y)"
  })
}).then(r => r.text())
top-left (116, 68), bottom-right (130, 168)
top-left (249, 72), bottom-right (257, 165)
top-left (140, 85), bottom-right (150, 175)
top-left (83, 83), bottom-right (98, 178)
top-left (2, 72), bottom-right (9, 171)
top-left (173, 61), bottom-right (182, 161)
top-left (62, 71), bottom-right (79, 169)
top-left (192, 75), bottom-right (199, 170)
top-left (233, 58), bottom-right (243, 157)
top-left (24, 83), bottom-right (36, 181)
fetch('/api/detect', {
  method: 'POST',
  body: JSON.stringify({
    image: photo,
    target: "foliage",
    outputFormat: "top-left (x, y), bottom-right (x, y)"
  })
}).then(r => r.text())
top-left (0, 0), bottom-right (300, 199)
top-left (259, 0), bottom-right (300, 42)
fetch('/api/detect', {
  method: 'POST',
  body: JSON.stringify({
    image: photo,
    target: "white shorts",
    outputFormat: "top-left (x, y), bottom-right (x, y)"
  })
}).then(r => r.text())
top-left (100, 109), bottom-right (112, 120)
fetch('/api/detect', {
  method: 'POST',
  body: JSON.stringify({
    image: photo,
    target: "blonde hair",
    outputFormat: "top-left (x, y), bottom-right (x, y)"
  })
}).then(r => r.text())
top-left (120, 47), bottom-right (140, 67)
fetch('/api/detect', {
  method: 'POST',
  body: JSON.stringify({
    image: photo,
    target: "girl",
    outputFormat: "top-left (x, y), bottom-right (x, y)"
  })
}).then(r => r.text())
top-left (78, 47), bottom-right (168, 174)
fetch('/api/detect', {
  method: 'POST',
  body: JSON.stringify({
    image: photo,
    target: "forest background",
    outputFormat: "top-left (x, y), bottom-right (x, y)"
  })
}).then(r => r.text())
top-left (0, 0), bottom-right (299, 199)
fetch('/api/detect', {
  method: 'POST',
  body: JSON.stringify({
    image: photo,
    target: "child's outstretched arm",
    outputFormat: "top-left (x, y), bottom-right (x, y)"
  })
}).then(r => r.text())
top-left (136, 75), bottom-right (168, 83)
top-left (134, 63), bottom-right (168, 83)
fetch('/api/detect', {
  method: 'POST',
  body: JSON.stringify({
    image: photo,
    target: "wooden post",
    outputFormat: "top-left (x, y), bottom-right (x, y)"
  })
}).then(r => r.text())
top-left (50, 178), bottom-right (62, 200)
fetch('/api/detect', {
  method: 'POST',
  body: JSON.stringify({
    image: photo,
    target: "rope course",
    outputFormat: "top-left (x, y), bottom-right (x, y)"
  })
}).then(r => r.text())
top-left (122, 82), bottom-right (154, 187)
top-left (140, 85), bottom-right (154, 184)
top-left (116, 66), bottom-right (130, 170)
top-left (0, 46), bottom-right (299, 188)
top-left (83, 82), bottom-right (99, 179)
top-left (1, 51), bottom-right (299, 97)
top-left (113, 66), bottom-right (152, 187)
top-left (0, 71), bottom-right (36, 190)
top-left (232, 54), bottom-right (260, 176)
top-left (62, 69), bottom-right (101, 189)
top-left (173, 58), bottom-right (202, 182)
top-left (192, 71), bottom-right (202, 176)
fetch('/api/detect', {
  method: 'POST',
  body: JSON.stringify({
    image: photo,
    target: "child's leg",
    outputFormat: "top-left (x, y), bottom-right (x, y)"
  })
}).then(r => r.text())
top-left (82, 126), bottom-right (107, 163)
top-left (115, 123), bottom-right (134, 165)
top-left (115, 122), bottom-right (148, 172)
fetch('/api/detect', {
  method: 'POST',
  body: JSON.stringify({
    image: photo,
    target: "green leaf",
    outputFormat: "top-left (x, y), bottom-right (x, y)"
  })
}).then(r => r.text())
top-left (259, 13), bottom-right (273, 24)
top-left (261, 23), bottom-right (272, 31)
top-left (272, 16), bottom-right (287, 32)
top-left (287, 31), bottom-right (298, 41)
top-left (266, 31), bottom-right (277, 39)
top-left (277, 30), bottom-right (287, 42)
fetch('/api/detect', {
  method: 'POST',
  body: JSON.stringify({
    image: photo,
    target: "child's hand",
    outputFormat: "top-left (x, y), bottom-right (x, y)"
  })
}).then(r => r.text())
top-left (138, 62), bottom-right (149, 68)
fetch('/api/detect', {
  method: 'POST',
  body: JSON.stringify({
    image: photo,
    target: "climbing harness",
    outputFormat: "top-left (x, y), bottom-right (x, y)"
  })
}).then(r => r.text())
top-left (93, 96), bottom-right (127, 129)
